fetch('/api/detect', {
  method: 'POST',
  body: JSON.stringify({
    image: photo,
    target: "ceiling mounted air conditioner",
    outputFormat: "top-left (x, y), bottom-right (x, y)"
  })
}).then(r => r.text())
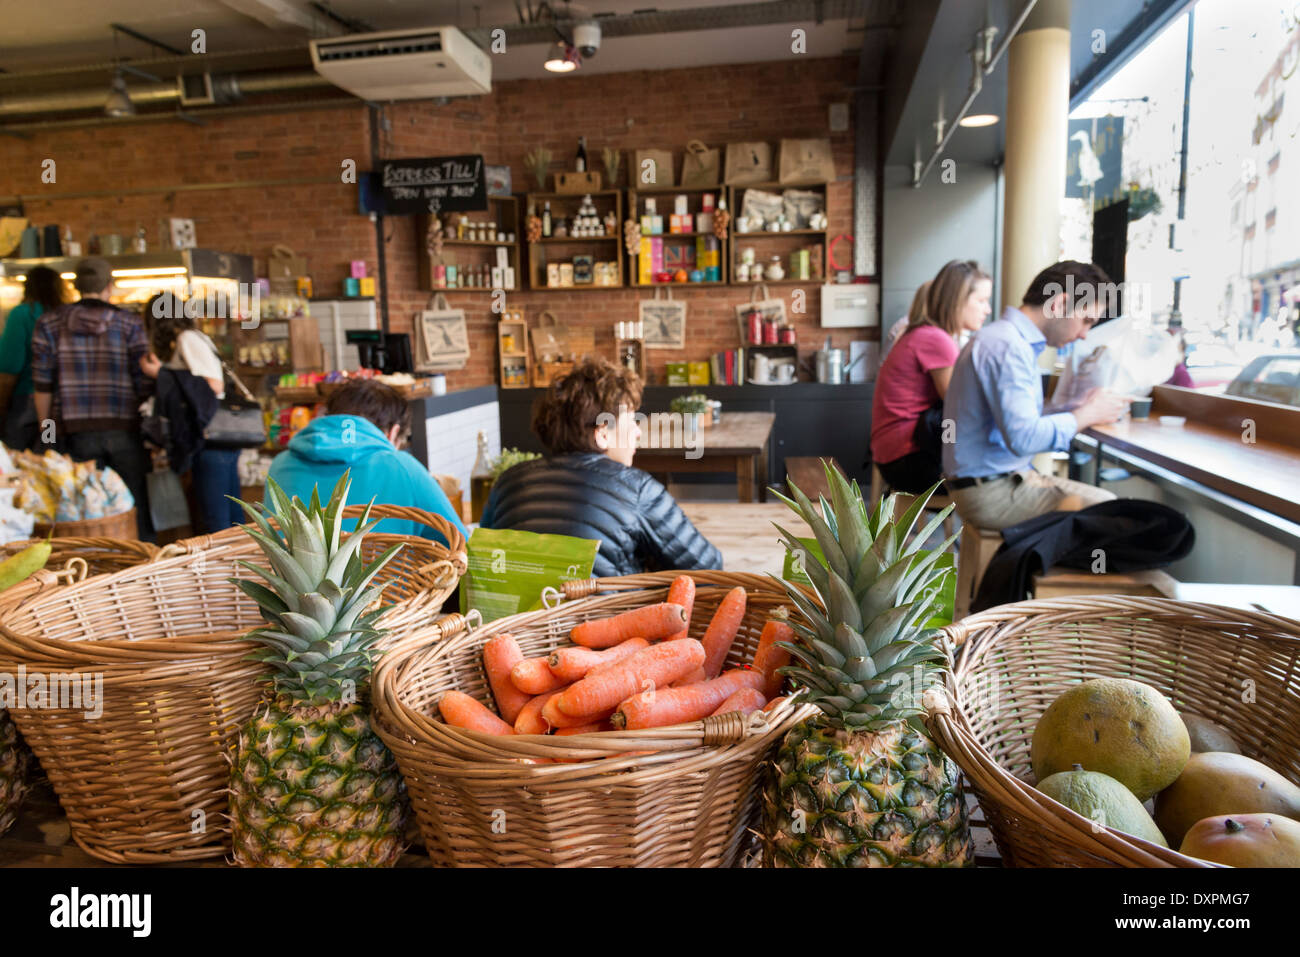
top-left (309, 26), bottom-right (491, 101)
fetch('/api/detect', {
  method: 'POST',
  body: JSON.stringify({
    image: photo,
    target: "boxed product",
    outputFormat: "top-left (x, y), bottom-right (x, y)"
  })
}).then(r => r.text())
top-left (559, 263), bottom-right (575, 286)
top-left (687, 361), bottom-right (711, 386)
top-left (665, 362), bottom-right (689, 386)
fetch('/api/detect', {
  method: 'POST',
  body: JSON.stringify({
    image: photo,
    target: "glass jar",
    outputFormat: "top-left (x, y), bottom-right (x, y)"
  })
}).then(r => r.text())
top-left (767, 255), bottom-right (785, 281)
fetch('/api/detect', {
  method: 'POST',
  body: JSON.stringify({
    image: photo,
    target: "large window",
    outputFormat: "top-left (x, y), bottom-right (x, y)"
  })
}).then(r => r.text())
top-left (1063, 2), bottom-right (1300, 398)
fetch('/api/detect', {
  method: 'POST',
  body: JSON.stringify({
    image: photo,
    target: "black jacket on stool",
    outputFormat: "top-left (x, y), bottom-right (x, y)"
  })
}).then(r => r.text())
top-left (480, 452), bottom-right (723, 579)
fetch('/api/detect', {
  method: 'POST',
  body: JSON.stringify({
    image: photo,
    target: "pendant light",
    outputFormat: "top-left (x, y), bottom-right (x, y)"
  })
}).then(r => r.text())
top-left (105, 71), bottom-right (135, 117)
top-left (543, 41), bottom-right (580, 73)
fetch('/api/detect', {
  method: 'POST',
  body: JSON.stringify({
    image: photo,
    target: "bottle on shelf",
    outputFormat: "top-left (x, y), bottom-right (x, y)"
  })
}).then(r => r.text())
top-left (576, 136), bottom-right (588, 173)
top-left (542, 201), bottom-right (552, 238)
top-left (470, 431), bottom-right (494, 523)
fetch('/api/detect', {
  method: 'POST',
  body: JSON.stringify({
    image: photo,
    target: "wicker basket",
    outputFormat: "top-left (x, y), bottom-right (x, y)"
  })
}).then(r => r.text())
top-left (33, 507), bottom-right (138, 541)
top-left (1, 536), bottom-right (158, 578)
top-left (371, 570), bottom-right (819, 867)
top-left (926, 596), bottom-right (1300, 867)
top-left (0, 505), bottom-right (467, 864)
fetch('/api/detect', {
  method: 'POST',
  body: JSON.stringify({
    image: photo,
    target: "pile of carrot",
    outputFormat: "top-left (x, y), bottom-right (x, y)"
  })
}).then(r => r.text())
top-left (436, 576), bottom-right (798, 741)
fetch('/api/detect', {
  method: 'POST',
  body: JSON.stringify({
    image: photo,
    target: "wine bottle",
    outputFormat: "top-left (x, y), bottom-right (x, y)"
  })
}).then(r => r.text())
top-left (576, 136), bottom-right (588, 173)
top-left (542, 200), bottom-right (552, 238)
top-left (470, 431), bottom-right (494, 523)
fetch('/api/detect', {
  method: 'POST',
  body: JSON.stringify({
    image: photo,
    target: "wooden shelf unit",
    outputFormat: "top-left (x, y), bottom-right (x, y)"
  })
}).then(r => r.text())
top-left (418, 194), bottom-right (521, 292)
top-left (626, 185), bottom-right (727, 286)
top-left (525, 189), bottom-right (624, 290)
top-left (497, 309), bottom-right (531, 388)
top-left (727, 182), bottom-right (828, 285)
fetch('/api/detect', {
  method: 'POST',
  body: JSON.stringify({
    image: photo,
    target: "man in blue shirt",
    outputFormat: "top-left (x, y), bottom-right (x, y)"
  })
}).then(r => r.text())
top-left (942, 260), bottom-right (1129, 530)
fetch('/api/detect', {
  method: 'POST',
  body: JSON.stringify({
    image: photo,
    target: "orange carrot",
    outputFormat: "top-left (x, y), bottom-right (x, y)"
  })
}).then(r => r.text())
top-left (664, 575), bottom-right (696, 642)
top-left (483, 634), bottom-right (533, 724)
top-left (762, 696), bottom-right (788, 713)
top-left (554, 721), bottom-right (612, 736)
top-left (541, 694), bottom-right (615, 729)
top-left (557, 638), bottom-right (705, 716)
top-left (438, 691), bottom-right (515, 735)
top-left (570, 603), bottom-right (687, 648)
top-left (751, 619), bottom-right (795, 699)
top-left (548, 637), bottom-right (650, 683)
top-left (510, 656), bottom-right (567, 695)
top-left (700, 587), bottom-right (748, 678)
top-left (514, 687), bottom-right (568, 735)
top-left (611, 667), bottom-right (763, 730)
top-left (671, 666), bottom-right (708, 687)
top-left (709, 686), bottom-right (767, 718)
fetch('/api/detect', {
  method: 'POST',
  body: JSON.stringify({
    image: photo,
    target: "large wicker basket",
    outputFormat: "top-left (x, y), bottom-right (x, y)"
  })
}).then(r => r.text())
top-left (2, 535), bottom-right (158, 578)
top-left (33, 507), bottom-right (138, 540)
top-left (371, 570), bottom-right (819, 867)
top-left (0, 505), bottom-right (467, 864)
top-left (926, 596), bottom-right (1300, 867)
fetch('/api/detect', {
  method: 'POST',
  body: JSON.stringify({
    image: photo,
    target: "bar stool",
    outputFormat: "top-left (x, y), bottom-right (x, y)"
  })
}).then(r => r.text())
top-left (869, 465), bottom-right (958, 544)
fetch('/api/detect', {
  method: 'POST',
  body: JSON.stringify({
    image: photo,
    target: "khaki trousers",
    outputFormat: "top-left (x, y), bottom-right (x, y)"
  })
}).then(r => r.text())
top-left (949, 469), bottom-right (1115, 531)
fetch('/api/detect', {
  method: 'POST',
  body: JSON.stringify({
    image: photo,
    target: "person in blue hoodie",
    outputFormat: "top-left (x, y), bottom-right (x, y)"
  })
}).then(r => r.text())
top-left (268, 378), bottom-right (467, 545)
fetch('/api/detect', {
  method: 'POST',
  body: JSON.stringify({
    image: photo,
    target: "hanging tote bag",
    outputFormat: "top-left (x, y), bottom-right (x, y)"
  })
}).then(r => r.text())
top-left (680, 140), bottom-right (721, 188)
top-left (639, 288), bottom-right (687, 349)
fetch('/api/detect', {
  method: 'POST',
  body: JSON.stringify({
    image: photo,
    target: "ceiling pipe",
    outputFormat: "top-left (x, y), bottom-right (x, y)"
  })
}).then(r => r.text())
top-left (911, 0), bottom-right (1037, 188)
top-left (0, 70), bottom-right (330, 119)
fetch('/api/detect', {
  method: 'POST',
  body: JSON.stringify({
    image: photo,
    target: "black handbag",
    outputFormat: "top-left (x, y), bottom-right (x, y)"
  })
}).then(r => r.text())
top-left (204, 361), bottom-right (267, 449)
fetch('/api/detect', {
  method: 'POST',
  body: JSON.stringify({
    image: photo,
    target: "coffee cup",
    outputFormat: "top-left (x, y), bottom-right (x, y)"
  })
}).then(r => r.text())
top-left (1130, 398), bottom-right (1152, 419)
top-left (775, 363), bottom-right (795, 384)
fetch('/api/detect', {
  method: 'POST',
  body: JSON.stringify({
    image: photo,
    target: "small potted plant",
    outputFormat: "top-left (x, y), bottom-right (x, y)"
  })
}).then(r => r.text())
top-left (670, 392), bottom-right (713, 430)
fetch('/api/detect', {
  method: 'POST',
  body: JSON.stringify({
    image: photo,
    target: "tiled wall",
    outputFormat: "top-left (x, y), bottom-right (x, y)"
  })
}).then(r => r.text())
top-left (423, 401), bottom-right (501, 504)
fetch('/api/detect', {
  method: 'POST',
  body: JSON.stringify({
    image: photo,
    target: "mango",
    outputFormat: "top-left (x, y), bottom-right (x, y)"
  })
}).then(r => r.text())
top-left (1179, 711), bottom-right (1241, 754)
top-left (1179, 813), bottom-right (1300, 867)
top-left (1038, 765), bottom-right (1167, 846)
top-left (1031, 678), bottom-right (1189, 801)
top-left (1154, 751), bottom-right (1300, 846)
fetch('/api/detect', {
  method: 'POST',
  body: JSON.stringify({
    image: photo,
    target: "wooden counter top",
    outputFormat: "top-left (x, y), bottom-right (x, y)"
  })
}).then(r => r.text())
top-left (1086, 416), bottom-right (1300, 525)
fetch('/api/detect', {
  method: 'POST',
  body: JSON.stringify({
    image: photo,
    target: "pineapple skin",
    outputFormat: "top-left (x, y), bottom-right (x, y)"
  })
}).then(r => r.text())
top-left (0, 710), bottom-right (31, 837)
top-left (230, 697), bottom-right (407, 867)
top-left (763, 717), bottom-right (973, 867)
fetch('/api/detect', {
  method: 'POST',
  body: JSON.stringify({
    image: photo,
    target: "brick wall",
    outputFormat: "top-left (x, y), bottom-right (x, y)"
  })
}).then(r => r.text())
top-left (1, 55), bottom-right (868, 390)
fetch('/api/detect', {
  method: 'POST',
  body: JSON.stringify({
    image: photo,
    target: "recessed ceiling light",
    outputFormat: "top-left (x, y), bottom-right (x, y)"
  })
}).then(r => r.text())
top-left (544, 42), bottom-right (581, 73)
top-left (959, 114), bottom-right (999, 128)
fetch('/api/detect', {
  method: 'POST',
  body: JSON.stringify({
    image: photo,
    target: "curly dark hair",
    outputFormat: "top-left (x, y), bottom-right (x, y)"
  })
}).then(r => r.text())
top-left (22, 266), bottom-right (68, 313)
top-left (532, 357), bottom-right (644, 455)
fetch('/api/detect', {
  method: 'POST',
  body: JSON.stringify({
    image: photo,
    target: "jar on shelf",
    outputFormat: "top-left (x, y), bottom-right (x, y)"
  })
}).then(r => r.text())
top-left (767, 255), bottom-right (785, 281)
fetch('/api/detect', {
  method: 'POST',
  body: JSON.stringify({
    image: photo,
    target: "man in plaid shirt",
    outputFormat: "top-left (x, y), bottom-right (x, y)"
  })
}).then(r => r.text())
top-left (32, 257), bottom-right (154, 539)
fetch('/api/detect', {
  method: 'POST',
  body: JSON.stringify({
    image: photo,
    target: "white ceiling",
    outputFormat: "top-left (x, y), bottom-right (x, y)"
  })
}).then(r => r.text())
top-left (2, 0), bottom-right (873, 81)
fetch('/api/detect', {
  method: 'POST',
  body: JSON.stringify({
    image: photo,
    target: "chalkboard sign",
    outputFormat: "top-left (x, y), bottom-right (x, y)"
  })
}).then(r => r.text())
top-left (378, 155), bottom-right (488, 215)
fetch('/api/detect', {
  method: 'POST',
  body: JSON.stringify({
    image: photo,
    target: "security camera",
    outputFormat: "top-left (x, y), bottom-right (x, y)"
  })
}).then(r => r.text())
top-left (574, 21), bottom-right (601, 57)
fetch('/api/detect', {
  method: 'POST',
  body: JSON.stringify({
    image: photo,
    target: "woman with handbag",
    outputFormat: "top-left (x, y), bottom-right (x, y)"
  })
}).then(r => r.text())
top-left (870, 260), bottom-right (991, 494)
top-left (139, 292), bottom-right (243, 533)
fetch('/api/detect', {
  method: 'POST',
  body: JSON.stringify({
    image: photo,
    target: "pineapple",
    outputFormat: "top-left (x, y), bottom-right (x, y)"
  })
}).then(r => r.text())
top-left (762, 466), bottom-right (974, 867)
top-left (228, 474), bottom-right (409, 867)
top-left (1, 710), bottom-right (31, 837)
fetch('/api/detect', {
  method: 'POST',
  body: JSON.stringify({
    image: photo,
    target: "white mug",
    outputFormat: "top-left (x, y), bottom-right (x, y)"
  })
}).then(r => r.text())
top-left (431, 374), bottom-right (447, 396)
top-left (775, 363), bottom-right (795, 384)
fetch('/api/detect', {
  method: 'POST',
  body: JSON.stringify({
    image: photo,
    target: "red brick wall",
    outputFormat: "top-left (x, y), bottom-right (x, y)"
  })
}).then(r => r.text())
top-left (2, 55), bottom-right (867, 390)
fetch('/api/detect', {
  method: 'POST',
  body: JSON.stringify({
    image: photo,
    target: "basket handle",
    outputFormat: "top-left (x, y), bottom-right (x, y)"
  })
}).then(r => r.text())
top-left (700, 709), bottom-right (768, 745)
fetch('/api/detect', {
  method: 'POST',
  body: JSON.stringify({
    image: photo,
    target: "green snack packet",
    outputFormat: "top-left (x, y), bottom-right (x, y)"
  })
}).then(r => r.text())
top-left (460, 527), bottom-right (601, 622)
top-left (782, 536), bottom-right (955, 628)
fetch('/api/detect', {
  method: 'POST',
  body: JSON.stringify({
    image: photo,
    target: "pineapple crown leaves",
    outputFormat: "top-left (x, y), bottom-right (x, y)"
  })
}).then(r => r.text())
top-left (771, 462), bottom-right (955, 730)
top-left (227, 471), bottom-right (404, 706)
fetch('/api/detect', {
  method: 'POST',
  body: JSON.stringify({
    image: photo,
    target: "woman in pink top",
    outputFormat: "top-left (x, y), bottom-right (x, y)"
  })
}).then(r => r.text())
top-left (871, 260), bottom-right (992, 493)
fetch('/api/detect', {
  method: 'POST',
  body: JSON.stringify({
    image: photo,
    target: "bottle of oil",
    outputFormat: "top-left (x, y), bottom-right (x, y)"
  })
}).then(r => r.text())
top-left (470, 431), bottom-right (494, 523)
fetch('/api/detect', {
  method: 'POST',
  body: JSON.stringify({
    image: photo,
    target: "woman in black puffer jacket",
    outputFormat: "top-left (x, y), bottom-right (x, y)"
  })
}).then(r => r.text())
top-left (480, 358), bottom-right (722, 578)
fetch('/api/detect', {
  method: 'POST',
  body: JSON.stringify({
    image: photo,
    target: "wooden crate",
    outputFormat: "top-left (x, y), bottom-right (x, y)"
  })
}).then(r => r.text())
top-left (554, 171), bottom-right (603, 194)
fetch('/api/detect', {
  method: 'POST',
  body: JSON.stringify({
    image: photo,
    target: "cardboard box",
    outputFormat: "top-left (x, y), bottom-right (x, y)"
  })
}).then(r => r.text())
top-left (495, 246), bottom-right (509, 268)
top-left (504, 266), bottom-right (516, 290)
top-left (696, 212), bottom-right (713, 234)
top-left (358, 277), bottom-right (376, 296)
top-left (674, 194), bottom-right (689, 216)
top-left (547, 263), bottom-right (560, 287)
top-left (638, 239), bottom-right (653, 285)
top-left (573, 255), bottom-right (594, 284)
top-left (665, 361), bottom-right (689, 386)
top-left (491, 266), bottom-right (504, 289)
top-left (559, 263), bottom-right (574, 286)
top-left (350, 260), bottom-right (367, 279)
top-left (687, 361), bottom-right (711, 386)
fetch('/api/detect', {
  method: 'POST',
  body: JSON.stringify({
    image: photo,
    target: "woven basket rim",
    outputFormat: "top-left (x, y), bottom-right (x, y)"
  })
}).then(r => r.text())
top-left (929, 595), bottom-right (1300, 868)
top-left (372, 570), bottom-right (819, 777)
top-left (0, 526), bottom-right (462, 661)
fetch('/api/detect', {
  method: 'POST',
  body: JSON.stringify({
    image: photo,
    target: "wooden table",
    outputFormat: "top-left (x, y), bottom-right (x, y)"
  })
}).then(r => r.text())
top-left (680, 502), bottom-right (810, 576)
top-left (1085, 417), bottom-right (1300, 525)
top-left (1173, 582), bottom-right (1300, 619)
top-left (635, 412), bottom-right (775, 504)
